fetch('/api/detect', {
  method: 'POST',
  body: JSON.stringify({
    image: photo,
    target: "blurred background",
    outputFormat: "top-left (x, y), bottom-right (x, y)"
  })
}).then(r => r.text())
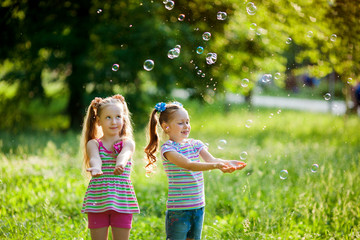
top-left (1, 0), bottom-right (359, 132)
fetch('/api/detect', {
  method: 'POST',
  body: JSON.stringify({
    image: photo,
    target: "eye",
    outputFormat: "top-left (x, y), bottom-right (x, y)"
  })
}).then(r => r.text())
top-left (116, 115), bottom-right (121, 119)
top-left (106, 116), bottom-right (111, 119)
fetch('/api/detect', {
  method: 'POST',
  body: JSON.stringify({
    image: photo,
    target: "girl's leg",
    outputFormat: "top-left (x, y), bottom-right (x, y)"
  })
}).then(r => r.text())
top-left (90, 227), bottom-right (109, 240)
top-left (111, 227), bottom-right (131, 240)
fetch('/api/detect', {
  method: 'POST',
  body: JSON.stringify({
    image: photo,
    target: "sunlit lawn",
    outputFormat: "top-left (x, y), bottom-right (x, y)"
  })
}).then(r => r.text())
top-left (1, 101), bottom-right (359, 239)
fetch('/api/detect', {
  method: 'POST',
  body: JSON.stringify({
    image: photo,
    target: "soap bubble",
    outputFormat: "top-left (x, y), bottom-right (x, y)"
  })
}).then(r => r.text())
top-left (178, 14), bottom-right (185, 21)
top-left (241, 78), bottom-right (249, 87)
top-left (306, 31), bottom-right (314, 38)
top-left (280, 170), bottom-right (288, 180)
top-left (330, 34), bottom-right (337, 42)
top-left (217, 139), bottom-right (227, 150)
top-left (197, 70), bottom-right (202, 75)
top-left (168, 47), bottom-right (180, 59)
top-left (112, 64), bottom-right (119, 71)
top-left (347, 78), bottom-right (353, 85)
top-left (323, 93), bottom-right (331, 101)
top-left (217, 11), bottom-right (227, 20)
top-left (246, 2), bottom-right (257, 15)
top-left (311, 164), bottom-right (319, 173)
top-left (286, 37), bottom-right (292, 44)
top-left (245, 120), bottom-right (253, 128)
top-left (240, 151), bottom-right (248, 160)
top-left (206, 53), bottom-right (217, 65)
top-left (164, 0), bottom-right (174, 10)
top-left (262, 74), bottom-right (272, 83)
top-left (196, 46), bottom-right (204, 54)
top-left (143, 59), bottom-right (154, 71)
top-left (250, 23), bottom-right (257, 31)
top-left (202, 32), bottom-right (211, 41)
top-left (97, 9), bottom-right (103, 14)
top-left (274, 72), bottom-right (281, 80)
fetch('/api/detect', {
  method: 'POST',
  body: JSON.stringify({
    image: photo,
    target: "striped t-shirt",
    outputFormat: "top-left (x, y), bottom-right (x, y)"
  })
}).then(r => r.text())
top-left (82, 139), bottom-right (140, 214)
top-left (161, 139), bottom-right (206, 210)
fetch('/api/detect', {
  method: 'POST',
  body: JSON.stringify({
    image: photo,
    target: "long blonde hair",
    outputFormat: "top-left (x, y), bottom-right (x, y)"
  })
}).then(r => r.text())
top-left (144, 102), bottom-right (184, 168)
top-left (81, 94), bottom-right (133, 170)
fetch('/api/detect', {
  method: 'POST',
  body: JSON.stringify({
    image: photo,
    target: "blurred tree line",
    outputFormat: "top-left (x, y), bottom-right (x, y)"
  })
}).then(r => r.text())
top-left (0, 0), bottom-right (359, 131)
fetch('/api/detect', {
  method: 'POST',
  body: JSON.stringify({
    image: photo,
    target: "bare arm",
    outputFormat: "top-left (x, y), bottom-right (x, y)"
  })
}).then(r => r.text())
top-left (200, 148), bottom-right (247, 172)
top-left (164, 151), bottom-right (227, 171)
top-left (86, 139), bottom-right (103, 177)
top-left (114, 139), bottom-right (135, 175)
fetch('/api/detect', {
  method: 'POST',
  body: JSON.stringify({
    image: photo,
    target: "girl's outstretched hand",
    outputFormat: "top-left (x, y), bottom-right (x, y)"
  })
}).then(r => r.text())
top-left (114, 165), bottom-right (125, 175)
top-left (221, 160), bottom-right (247, 173)
top-left (87, 167), bottom-right (103, 177)
top-left (228, 160), bottom-right (247, 170)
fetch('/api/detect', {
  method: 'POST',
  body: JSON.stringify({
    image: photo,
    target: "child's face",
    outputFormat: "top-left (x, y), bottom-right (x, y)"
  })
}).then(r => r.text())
top-left (165, 108), bottom-right (191, 143)
top-left (97, 103), bottom-right (124, 137)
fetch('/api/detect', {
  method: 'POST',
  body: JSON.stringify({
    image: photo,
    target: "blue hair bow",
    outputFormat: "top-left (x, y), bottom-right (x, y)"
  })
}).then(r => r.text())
top-left (154, 102), bottom-right (166, 112)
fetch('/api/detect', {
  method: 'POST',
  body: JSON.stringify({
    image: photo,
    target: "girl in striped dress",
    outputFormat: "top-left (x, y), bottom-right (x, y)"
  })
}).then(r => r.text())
top-left (81, 95), bottom-right (139, 240)
top-left (144, 102), bottom-right (246, 240)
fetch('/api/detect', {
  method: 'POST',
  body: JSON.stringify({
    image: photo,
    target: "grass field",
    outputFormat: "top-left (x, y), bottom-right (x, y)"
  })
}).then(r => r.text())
top-left (1, 101), bottom-right (359, 239)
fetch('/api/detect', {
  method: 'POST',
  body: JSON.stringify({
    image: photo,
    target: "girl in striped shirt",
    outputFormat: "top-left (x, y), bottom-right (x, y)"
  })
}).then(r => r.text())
top-left (144, 101), bottom-right (246, 240)
top-left (81, 95), bottom-right (139, 240)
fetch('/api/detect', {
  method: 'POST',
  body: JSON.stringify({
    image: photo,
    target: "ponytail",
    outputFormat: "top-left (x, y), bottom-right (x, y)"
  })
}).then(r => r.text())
top-left (81, 98), bottom-right (103, 170)
top-left (144, 109), bottom-right (160, 168)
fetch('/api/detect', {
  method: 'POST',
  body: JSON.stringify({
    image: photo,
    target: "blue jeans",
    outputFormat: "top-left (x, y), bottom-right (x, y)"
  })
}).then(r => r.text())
top-left (165, 207), bottom-right (205, 240)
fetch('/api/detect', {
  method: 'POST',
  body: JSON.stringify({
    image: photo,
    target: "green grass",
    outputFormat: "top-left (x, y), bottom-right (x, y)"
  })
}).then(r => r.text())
top-left (1, 101), bottom-right (360, 239)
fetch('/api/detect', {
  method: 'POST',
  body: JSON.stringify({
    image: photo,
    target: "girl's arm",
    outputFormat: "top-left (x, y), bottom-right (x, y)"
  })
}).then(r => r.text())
top-left (114, 138), bottom-right (135, 175)
top-left (164, 151), bottom-right (227, 171)
top-left (86, 139), bottom-right (103, 177)
top-left (200, 148), bottom-right (246, 173)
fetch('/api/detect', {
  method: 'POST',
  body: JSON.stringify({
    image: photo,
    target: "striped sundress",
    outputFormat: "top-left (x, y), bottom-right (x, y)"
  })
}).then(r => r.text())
top-left (161, 139), bottom-right (206, 210)
top-left (82, 139), bottom-right (140, 214)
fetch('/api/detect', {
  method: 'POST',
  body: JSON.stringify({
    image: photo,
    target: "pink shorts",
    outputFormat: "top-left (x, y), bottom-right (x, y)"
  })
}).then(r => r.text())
top-left (87, 210), bottom-right (133, 229)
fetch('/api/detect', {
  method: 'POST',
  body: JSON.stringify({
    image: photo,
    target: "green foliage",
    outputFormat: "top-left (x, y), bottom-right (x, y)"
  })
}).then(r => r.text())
top-left (1, 0), bottom-right (360, 131)
top-left (1, 103), bottom-right (360, 239)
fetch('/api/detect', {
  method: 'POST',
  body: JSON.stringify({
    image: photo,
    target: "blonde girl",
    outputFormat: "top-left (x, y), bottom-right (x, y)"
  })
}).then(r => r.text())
top-left (144, 102), bottom-right (246, 240)
top-left (81, 94), bottom-right (139, 240)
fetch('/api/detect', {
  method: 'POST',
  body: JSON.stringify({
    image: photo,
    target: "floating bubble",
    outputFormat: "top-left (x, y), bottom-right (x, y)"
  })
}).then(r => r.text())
top-left (262, 74), bottom-right (272, 83)
top-left (202, 32), bottom-right (211, 41)
top-left (347, 78), bottom-right (353, 85)
top-left (112, 64), bottom-right (119, 71)
top-left (197, 70), bottom-right (202, 75)
top-left (217, 139), bottom-right (227, 150)
top-left (286, 37), bottom-right (293, 44)
top-left (323, 93), bottom-right (331, 101)
top-left (196, 46), bottom-right (204, 54)
top-left (306, 31), bottom-right (314, 38)
top-left (168, 47), bottom-right (180, 59)
top-left (330, 34), bottom-right (337, 42)
top-left (164, 0), bottom-right (174, 10)
top-left (143, 59), bottom-right (154, 71)
top-left (240, 151), bottom-right (248, 160)
top-left (97, 9), bottom-right (103, 14)
top-left (217, 11), bottom-right (227, 20)
top-left (269, 113), bottom-right (274, 118)
top-left (245, 119), bottom-right (253, 128)
top-left (246, 2), bottom-right (257, 15)
top-left (250, 23), bottom-right (257, 31)
top-left (280, 170), bottom-right (288, 180)
top-left (277, 109), bottom-right (282, 114)
top-left (274, 72), bottom-right (281, 80)
top-left (178, 14), bottom-right (185, 21)
top-left (201, 73), bottom-right (206, 78)
top-left (311, 164), bottom-right (319, 173)
top-left (206, 53), bottom-right (217, 65)
top-left (241, 78), bottom-right (249, 87)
